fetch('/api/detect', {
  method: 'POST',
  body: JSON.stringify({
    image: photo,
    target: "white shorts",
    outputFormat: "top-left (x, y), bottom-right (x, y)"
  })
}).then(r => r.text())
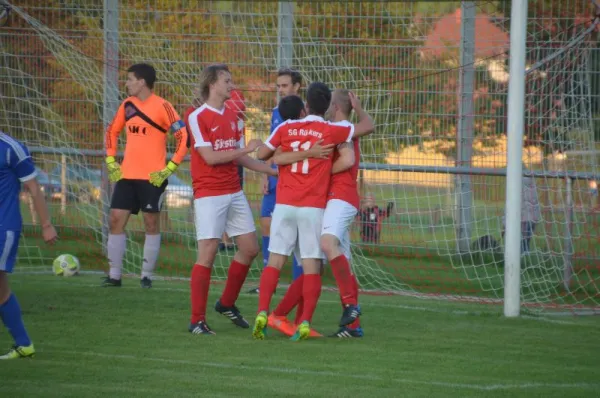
top-left (269, 204), bottom-right (324, 259)
top-left (193, 190), bottom-right (256, 241)
top-left (321, 199), bottom-right (357, 260)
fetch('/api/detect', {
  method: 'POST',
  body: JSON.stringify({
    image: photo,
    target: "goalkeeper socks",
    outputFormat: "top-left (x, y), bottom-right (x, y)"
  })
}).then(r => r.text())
top-left (190, 264), bottom-right (211, 324)
top-left (330, 255), bottom-right (357, 306)
top-left (107, 233), bottom-right (126, 280)
top-left (292, 255), bottom-right (303, 280)
top-left (257, 266), bottom-right (280, 313)
top-left (0, 293), bottom-right (31, 347)
top-left (299, 274), bottom-right (322, 324)
top-left (273, 274), bottom-right (304, 317)
top-left (220, 260), bottom-right (250, 307)
top-left (348, 274), bottom-right (361, 329)
top-left (141, 234), bottom-right (161, 279)
top-left (261, 236), bottom-right (270, 267)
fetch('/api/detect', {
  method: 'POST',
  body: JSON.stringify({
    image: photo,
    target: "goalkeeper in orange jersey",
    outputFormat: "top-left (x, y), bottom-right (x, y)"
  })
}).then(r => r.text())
top-left (103, 63), bottom-right (189, 288)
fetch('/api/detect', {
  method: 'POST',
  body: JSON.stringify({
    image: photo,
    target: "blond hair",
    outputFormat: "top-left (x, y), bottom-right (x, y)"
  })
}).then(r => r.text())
top-left (198, 64), bottom-right (230, 102)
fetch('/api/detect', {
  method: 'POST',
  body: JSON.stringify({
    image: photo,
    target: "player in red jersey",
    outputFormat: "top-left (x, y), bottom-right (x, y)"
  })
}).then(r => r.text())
top-left (186, 64), bottom-right (277, 335)
top-left (252, 82), bottom-right (367, 341)
top-left (267, 89), bottom-right (375, 339)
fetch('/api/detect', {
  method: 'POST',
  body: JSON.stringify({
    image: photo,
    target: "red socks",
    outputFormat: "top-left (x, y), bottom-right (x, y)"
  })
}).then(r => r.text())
top-left (190, 264), bottom-right (211, 324)
top-left (330, 255), bottom-right (356, 305)
top-left (258, 266), bottom-right (280, 313)
top-left (299, 274), bottom-right (321, 324)
top-left (220, 260), bottom-right (250, 307)
top-left (348, 274), bottom-right (361, 329)
top-left (294, 298), bottom-right (305, 326)
top-left (273, 275), bottom-right (304, 317)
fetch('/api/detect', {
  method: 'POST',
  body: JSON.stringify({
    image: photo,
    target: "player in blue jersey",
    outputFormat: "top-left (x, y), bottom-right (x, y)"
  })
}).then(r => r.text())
top-left (249, 68), bottom-right (304, 294)
top-left (0, 132), bottom-right (58, 359)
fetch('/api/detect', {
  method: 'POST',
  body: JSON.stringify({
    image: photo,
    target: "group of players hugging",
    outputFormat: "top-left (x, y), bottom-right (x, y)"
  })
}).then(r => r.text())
top-left (0, 62), bottom-right (375, 359)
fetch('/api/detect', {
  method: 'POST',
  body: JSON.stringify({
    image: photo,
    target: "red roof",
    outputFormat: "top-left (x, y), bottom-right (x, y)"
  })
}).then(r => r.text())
top-left (420, 9), bottom-right (509, 59)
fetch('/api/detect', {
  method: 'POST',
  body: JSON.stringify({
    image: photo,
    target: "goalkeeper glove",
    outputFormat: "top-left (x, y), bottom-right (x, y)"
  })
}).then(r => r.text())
top-left (149, 161), bottom-right (178, 187)
top-left (105, 156), bottom-right (123, 182)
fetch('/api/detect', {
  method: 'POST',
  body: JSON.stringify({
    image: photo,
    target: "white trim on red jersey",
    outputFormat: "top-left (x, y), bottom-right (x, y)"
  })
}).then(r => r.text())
top-left (188, 104), bottom-right (212, 148)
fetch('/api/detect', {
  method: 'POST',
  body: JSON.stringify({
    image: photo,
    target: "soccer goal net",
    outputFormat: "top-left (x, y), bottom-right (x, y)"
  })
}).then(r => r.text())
top-left (2, 0), bottom-right (598, 314)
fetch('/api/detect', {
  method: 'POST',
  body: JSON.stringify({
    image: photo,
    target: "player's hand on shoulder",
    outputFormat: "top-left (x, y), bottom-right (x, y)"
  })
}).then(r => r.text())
top-left (42, 223), bottom-right (58, 245)
top-left (244, 138), bottom-right (263, 153)
top-left (348, 91), bottom-right (363, 111)
top-left (308, 139), bottom-right (335, 159)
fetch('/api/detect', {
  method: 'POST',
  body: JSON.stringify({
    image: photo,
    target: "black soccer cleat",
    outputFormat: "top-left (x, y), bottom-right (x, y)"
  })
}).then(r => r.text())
top-left (339, 304), bottom-right (361, 327)
top-left (329, 326), bottom-right (364, 338)
top-left (140, 277), bottom-right (152, 289)
top-left (189, 321), bottom-right (215, 335)
top-left (214, 300), bottom-right (250, 329)
top-left (247, 287), bottom-right (259, 294)
top-left (101, 277), bottom-right (122, 287)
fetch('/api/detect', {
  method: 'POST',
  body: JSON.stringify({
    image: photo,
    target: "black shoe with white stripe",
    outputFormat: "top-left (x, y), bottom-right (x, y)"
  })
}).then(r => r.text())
top-left (339, 304), bottom-right (361, 327)
top-left (189, 321), bottom-right (215, 335)
top-left (214, 300), bottom-right (250, 329)
top-left (329, 326), bottom-right (364, 338)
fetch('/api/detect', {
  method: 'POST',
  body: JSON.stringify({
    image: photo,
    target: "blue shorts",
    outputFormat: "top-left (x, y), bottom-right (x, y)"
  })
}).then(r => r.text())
top-left (0, 230), bottom-right (20, 274)
top-left (261, 192), bottom-right (276, 218)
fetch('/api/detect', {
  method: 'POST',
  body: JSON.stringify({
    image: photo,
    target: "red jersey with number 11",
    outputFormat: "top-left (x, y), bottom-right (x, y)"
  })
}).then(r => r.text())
top-left (265, 115), bottom-right (354, 209)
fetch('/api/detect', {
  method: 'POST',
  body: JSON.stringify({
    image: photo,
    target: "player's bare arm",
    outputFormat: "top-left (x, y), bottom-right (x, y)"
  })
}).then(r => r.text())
top-left (257, 144), bottom-right (275, 161)
top-left (331, 142), bottom-right (355, 174)
top-left (197, 138), bottom-right (261, 166)
top-left (236, 155), bottom-right (278, 176)
top-left (272, 139), bottom-right (335, 166)
top-left (22, 178), bottom-right (58, 244)
top-left (349, 92), bottom-right (375, 137)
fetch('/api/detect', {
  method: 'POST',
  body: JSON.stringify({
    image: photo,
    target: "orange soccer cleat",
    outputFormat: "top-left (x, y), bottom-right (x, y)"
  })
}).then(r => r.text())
top-left (267, 314), bottom-right (296, 336)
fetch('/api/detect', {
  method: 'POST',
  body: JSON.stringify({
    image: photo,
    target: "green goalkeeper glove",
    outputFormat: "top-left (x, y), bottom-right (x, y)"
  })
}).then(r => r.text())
top-left (149, 161), bottom-right (178, 187)
top-left (105, 156), bottom-right (123, 182)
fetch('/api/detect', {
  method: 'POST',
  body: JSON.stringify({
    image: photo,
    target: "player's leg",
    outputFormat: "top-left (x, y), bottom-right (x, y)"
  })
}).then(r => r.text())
top-left (253, 192), bottom-right (275, 294)
top-left (253, 205), bottom-right (296, 339)
top-left (189, 195), bottom-right (229, 335)
top-left (330, 229), bottom-right (363, 338)
top-left (268, 243), bottom-right (304, 336)
top-left (0, 231), bottom-right (35, 359)
top-left (103, 179), bottom-right (136, 286)
top-left (139, 180), bottom-right (168, 288)
top-left (215, 191), bottom-right (257, 328)
top-left (291, 207), bottom-right (325, 341)
top-left (321, 199), bottom-right (360, 326)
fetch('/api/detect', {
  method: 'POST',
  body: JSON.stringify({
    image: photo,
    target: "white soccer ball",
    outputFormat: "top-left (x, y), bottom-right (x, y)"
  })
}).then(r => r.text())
top-left (52, 254), bottom-right (80, 277)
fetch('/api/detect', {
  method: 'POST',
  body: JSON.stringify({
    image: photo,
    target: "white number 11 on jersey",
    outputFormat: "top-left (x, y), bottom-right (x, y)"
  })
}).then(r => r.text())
top-left (290, 140), bottom-right (311, 174)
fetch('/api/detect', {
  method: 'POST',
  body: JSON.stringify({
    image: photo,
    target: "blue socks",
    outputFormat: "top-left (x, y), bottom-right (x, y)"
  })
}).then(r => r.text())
top-left (0, 293), bottom-right (31, 347)
top-left (292, 255), bottom-right (303, 280)
top-left (263, 235), bottom-right (303, 280)
top-left (261, 236), bottom-right (270, 267)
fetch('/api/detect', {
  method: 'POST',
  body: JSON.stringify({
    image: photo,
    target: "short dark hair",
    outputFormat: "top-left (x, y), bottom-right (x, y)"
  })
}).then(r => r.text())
top-left (127, 63), bottom-right (157, 89)
top-left (306, 82), bottom-right (331, 116)
top-left (277, 68), bottom-right (303, 87)
top-left (278, 95), bottom-right (305, 121)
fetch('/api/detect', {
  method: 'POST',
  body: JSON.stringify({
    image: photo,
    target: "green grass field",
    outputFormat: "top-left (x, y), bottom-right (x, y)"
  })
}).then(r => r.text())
top-left (1, 273), bottom-right (599, 397)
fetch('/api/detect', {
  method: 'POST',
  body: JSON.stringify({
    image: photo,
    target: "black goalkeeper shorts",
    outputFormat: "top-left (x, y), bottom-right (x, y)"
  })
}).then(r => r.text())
top-left (110, 179), bottom-right (168, 215)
